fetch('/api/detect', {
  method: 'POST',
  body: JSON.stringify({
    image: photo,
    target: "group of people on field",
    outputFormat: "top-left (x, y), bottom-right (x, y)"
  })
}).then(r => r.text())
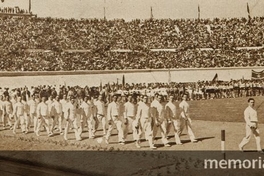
top-left (0, 87), bottom-right (197, 149)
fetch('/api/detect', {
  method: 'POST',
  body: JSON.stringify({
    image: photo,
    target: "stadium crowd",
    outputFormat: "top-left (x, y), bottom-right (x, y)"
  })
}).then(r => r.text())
top-left (1, 16), bottom-right (263, 50)
top-left (0, 15), bottom-right (263, 71)
top-left (0, 78), bottom-right (263, 148)
top-left (1, 48), bottom-right (264, 71)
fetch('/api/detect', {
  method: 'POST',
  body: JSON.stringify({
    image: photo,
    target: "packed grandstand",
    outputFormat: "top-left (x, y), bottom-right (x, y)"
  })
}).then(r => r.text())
top-left (0, 14), bottom-right (263, 71)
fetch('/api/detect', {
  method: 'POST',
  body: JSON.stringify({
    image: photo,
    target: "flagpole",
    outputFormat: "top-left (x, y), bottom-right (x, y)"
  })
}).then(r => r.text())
top-left (198, 5), bottom-right (200, 20)
top-left (150, 6), bottom-right (153, 19)
top-left (103, 0), bottom-right (106, 20)
top-left (247, 2), bottom-right (251, 20)
top-left (104, 7), bottom-right (106, 20)
top-left (29, 0), bottom-right (31, 13)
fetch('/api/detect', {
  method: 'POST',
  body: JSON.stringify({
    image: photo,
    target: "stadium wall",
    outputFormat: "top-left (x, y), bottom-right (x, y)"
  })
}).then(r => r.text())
top-left (0, 67), bottom-right (263, 88)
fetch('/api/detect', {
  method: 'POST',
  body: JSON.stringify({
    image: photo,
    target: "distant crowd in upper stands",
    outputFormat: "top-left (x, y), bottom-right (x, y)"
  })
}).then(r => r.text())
top-left (0, 15), bottom-right (263, 71)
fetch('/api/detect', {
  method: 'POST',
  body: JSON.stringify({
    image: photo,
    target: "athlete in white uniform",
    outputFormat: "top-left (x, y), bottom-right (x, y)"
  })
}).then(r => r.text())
top-left (239, 98), bottom-right (262, 152)
top-left (27, 95), bottom-right (38, 133)
top-left (36, 97), bottom-right (52, 137)
top-left (136, 95), bottom-right (156, 149)
top-left (178, 94), bottom-right (198, 143)
top-left (152, 94), bottom-right (170, 147)
top-left (51, 95), bottom-right (63, 135)
top-left (123, 95), bottom-right (140, 148)
top-left (2, 96), bottom-right (13, 130)
top-left (80, 96), bottom-right (96, 139)
top-left (165, 95), bottom-right (182, 145)
top-left (94, 95), bottom-right (107, 135)
top-left (64, 97), bottom-right (81, 141)
top-left (105, 95), bottom-right (125, 145)
top-left (12, 96), bottom-right (26, 134)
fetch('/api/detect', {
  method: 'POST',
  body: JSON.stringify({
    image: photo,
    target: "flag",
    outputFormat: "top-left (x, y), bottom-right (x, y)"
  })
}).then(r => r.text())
top-left (198, 5), bottom-right (200, 19)
top-left (212, 73), bottom-right (218, 82)
top-left (168, 69), bottom-right (171, 83)
top-left (247, 3), bottom-right (251, 19)
top-left (122, 75), bottom-right (125, 90)
top-left (252, 70), bottom-right (264, 80)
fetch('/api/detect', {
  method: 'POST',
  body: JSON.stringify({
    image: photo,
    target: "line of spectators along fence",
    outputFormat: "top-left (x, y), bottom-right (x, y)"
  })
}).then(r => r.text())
top-left (2, 79), bottom-right (264, 103)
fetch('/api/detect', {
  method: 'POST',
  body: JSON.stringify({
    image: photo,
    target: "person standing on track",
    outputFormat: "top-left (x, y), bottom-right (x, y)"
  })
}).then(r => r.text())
top-left (12, 96), bottom-right (26, 134)
top-left (60, 94), bottom-right (68, 125)
top-left (165, 95), bottom-right (182, 145)
top-left (27, 95), bottom-right (38, 133)
top-left (123, 95), bottom-right (140, 148)
top-left (46, 95), bottom-right (54, 134)
top-left (239, 98), bottom-right (262, 152)
top-left (94, 95), bottom-right (107, 136)
top-left (105, 95), bottom-right (125, 145)
top-left (64, 97), bottom-right (81, 141)
top-left (80, 96), bottom-right (96, 139)
top-left (136, 95), bottom-right (156, 149)
top-left (152, 94), bottom-right (171, 147)
top-left (36, 97), bottom-right (52, 137)
top-left (2, 96), bottom-right (13, 130)
top-left (22, 96), bottom-right (30, 133)
top-left (51, 95), bottom-right (63, 135)
top-left (178, 94), bottom-right (198, 143)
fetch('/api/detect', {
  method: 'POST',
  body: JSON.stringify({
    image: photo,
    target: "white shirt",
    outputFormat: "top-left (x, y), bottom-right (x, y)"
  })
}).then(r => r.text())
top-left (46, 99), bottom-right (53, 114)
top-left (27, 99), bottom-right (37, 114)
top-left (165, 101), bottom-right (177, 119)
top-left (37, 102), bottom-right (49, 117)
top-left (2, 100), bottom-right (13, 114)
top-left (151, 99), bottom-right (159, 108)
top-left (13, 102), bottom-right (25, 116)
top-left (52, 100), bottom-right (62, 115)
top-left (80, 101), bottom-right (93, 118)
top-left (65, 102), bottom-right (77, 120)
top-left (179, 100), bottom-right (189, 118)
top-left (136, 102), bottom-right (151, 120)
top-left (22, 100), bottom-right (30, 114)
top-left (244, 106), bottom-right (258, 125)
top-left (107, 101), bottom-right (119, 120)
top-left (94, 100), bottom-right (106, 116)
top-left (124, 101), bottom-right (136, 118)
top-left (151, 101), bottom-right (165, 120)
top-left (60, 99), bottom-right (68, 113)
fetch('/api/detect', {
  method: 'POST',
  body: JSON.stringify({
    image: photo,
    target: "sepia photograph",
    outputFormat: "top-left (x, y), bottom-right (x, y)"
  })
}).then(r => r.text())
top-left (0, 0), bottom-right (264, 175)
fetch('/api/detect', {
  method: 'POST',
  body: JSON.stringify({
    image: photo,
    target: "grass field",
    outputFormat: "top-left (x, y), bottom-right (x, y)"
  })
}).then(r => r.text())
top-left (189, 96), bottom-right (264, 123)
top-left (1, 96), bottom-right (264, 175)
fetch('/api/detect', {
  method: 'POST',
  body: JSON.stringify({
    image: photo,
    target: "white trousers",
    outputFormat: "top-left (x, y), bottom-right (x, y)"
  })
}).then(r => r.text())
top-left (239, 124), bottom-right (261, 151)
top-left (178, 117), bottom-right (196, 142)
top-left (140, 118), bottom-right (154, 147)
top-left (167, 118), bottom-right (182, 144)
top-left (105, 118), bottom-right (124, 143)
top-left (153, 119), bottom-right (169, 145)
top-left (123, 117), bottom-right (140, 141)
top-left (36, 116), bottom-right (50, 135)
